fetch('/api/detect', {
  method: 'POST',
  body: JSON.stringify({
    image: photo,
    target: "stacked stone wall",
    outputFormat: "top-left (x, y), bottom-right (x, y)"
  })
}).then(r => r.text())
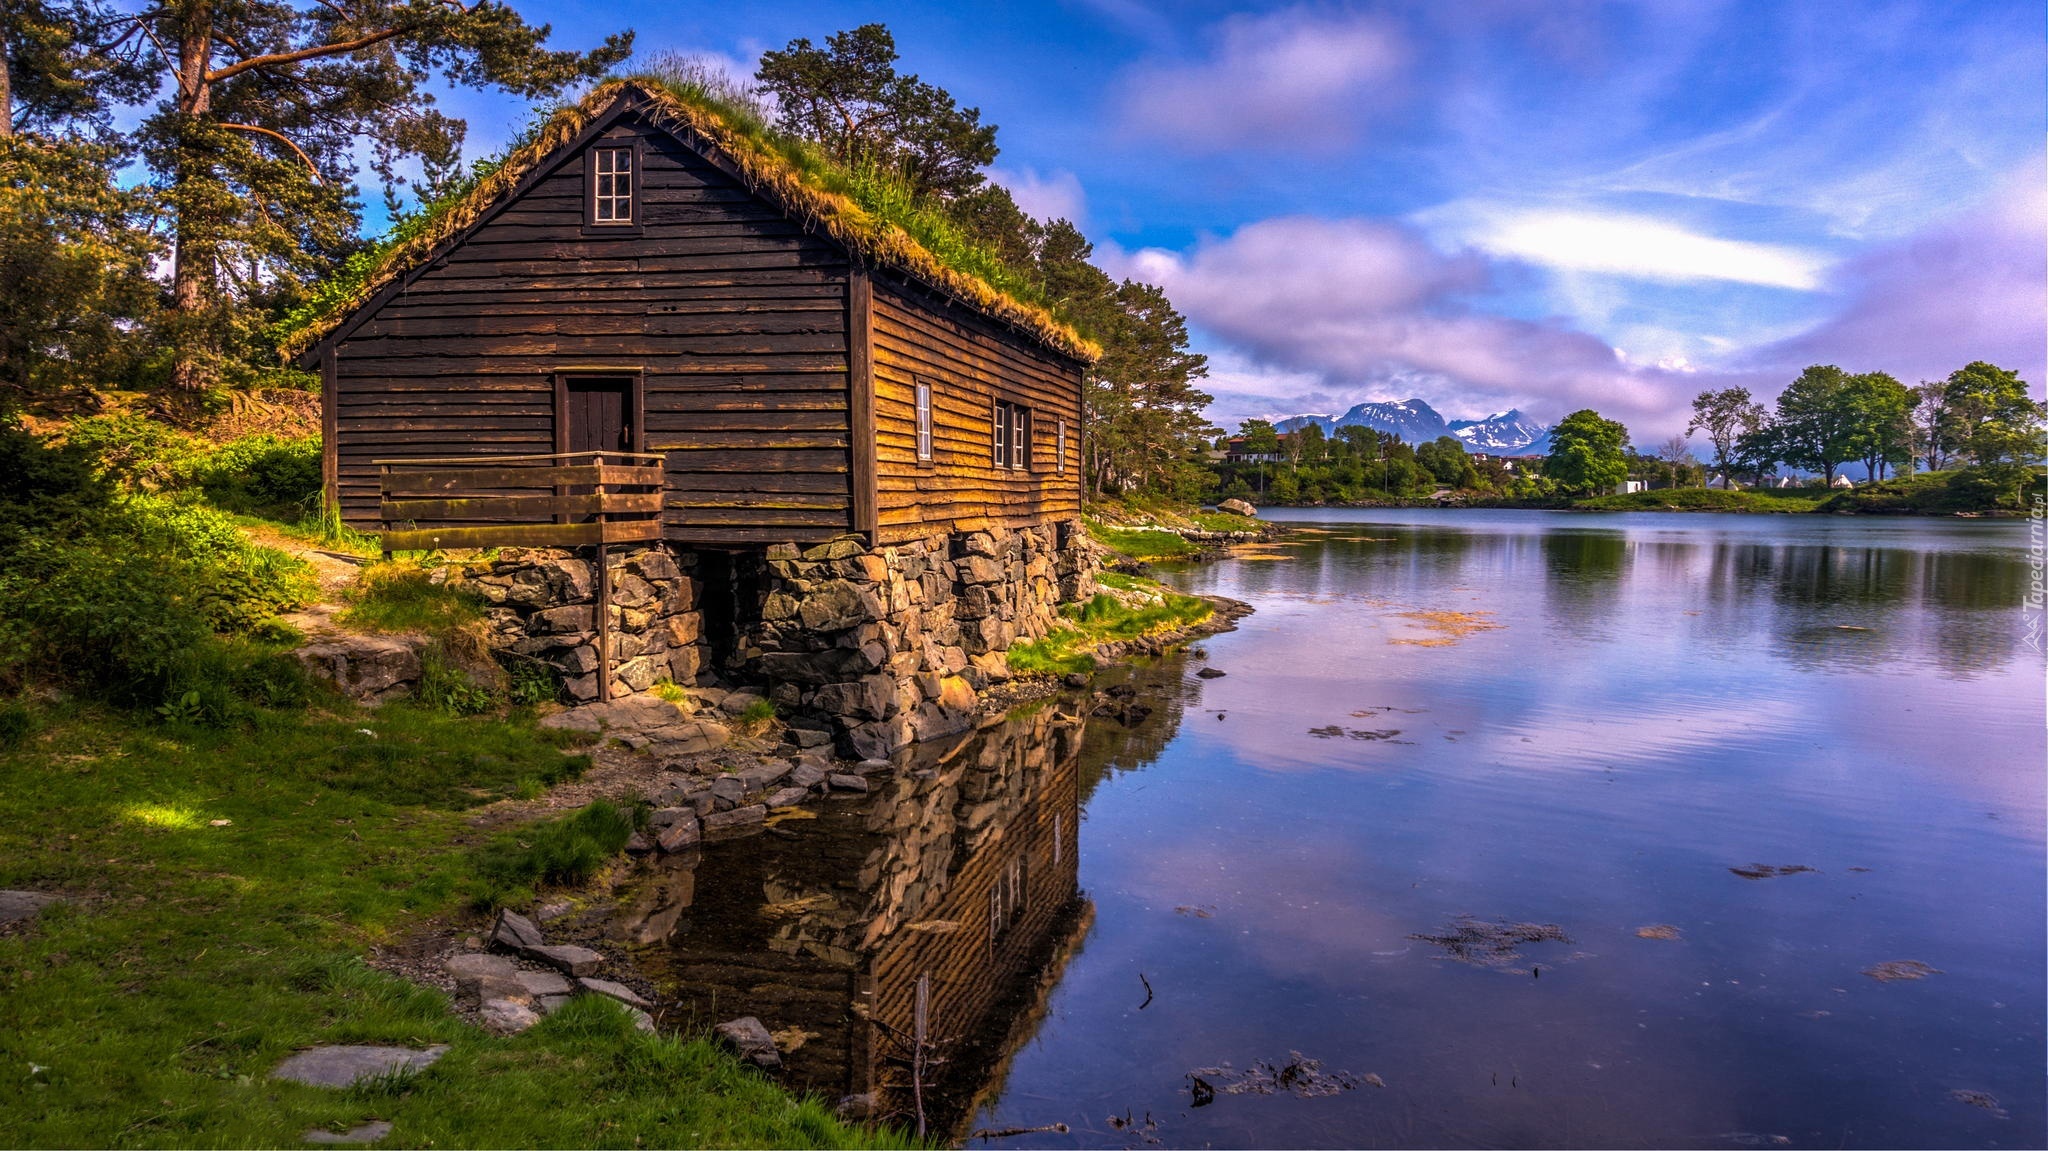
top-left (453, 546), bottom-right (710, 702)
top-left (738, 521), bottom-right (1095, 759)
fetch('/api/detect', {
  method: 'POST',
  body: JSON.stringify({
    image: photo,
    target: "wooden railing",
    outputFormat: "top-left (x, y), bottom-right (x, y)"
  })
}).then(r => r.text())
top-left (375, 450), bottom-right (666, 553)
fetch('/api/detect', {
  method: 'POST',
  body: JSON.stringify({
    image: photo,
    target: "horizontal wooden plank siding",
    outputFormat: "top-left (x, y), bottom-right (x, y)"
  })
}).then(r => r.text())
top-left (868, 273), bottom-right (1085, 544)
top-left (331, 111), bottom-right (855, 544)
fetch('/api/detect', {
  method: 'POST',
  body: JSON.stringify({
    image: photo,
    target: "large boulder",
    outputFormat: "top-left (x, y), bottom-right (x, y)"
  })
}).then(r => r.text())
top-left (1217, 498), bottom-right (1257, 517)
top-left (293, 635), bottom-right (423, 704)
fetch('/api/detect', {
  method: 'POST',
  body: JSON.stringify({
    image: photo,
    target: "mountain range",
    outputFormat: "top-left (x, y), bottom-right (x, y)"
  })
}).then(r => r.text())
top-left (1273, 399), bottom-right (1550, 455)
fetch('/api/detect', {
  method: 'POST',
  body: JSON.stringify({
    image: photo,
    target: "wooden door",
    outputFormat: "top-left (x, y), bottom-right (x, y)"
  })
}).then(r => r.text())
top-left (562, 376), bottom-right (634, 455)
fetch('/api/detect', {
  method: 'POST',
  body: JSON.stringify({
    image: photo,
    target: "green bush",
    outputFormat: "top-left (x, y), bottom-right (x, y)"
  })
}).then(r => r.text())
top-left (342, 563), bottom-right (486, 634)
top-left (0, 420), bottom-right (112, 550)
top-left (185, 434), bottom-right (323, 515)
top-left (61, 413), bottom-right (200, 490)
top-left (472, 800), bottom-right (641, 907)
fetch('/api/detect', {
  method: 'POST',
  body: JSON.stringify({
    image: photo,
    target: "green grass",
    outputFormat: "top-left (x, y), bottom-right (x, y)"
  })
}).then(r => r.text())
top-left (1574, 487), bottom-right (1829, 513)
top-left (471, 800), bottom-right (642, 909)
top-left (1083, 521), bottom-right (1200, 563)
top-left (1007, 583), bottom-right (1214, 677)
top-left (1818, 467), bottom-right (2042, 514)
top-left (0, 698), bottom-right (903, 1148)
top-left (1187, 510), bottom-right (1263, 533)
top-left (340, 563), bottom-right (487, 634)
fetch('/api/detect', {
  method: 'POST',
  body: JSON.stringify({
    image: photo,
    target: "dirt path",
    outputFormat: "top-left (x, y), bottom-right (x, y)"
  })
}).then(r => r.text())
top-left (240, 525), bottom-right (371, 639)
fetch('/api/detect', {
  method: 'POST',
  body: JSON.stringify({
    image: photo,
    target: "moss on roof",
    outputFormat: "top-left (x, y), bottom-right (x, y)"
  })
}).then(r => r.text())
top-left (280, 78), bottom-right (1098, 363)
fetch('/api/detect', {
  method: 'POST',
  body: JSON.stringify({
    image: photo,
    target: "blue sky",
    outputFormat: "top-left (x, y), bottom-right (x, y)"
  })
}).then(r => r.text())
top-left (419, 0), bottom-right (2045, 440)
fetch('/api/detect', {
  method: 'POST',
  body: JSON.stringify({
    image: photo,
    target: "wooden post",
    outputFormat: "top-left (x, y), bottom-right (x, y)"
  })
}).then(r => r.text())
top-left (595, 452), bottom-right (612, 703)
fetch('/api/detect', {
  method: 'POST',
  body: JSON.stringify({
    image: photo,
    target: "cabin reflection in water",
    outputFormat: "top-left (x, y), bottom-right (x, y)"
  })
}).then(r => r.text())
top-left (615, 705), bottom-right (1088, 1130)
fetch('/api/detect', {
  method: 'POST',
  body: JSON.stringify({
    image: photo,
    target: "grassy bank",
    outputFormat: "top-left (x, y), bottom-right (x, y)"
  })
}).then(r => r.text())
top-left (1574, 488), bottom-right (1829, 513)
top-left (0, 696), bottom-right (901, 1148)
top-left (0, 420), bottom-right (902, 1148)
top-left (1082, 496), bottom-right (1268, 563)
top-left (1008, 572), bottom-right (1215, 676)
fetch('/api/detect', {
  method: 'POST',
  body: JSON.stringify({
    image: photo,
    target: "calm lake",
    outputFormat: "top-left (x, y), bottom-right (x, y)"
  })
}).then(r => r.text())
top-left (636, 510), bottom-right (2046, 1149)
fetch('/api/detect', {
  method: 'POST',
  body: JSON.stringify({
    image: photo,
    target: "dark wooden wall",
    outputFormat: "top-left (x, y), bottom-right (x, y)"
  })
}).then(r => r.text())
top-left (869, 274), bottom-right (1086, 546)
top-left (329, 112), bottom-right (857, 545)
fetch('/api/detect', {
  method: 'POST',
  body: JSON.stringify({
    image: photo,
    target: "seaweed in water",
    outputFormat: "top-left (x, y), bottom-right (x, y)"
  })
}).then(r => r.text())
top-left (1410, 916), bottom-right (1573, 971)
top-left (1188, 1052), bottom-right (1368, 1100)
top-left (1634, 924), bottom-right (1683, 941)
top-left (1863, 959), bottom-right (1942, 983)
top-left (1728, 864), bottom-right (1817, 880)
top-left (1948, 1089), bottom-right (2007, 1118)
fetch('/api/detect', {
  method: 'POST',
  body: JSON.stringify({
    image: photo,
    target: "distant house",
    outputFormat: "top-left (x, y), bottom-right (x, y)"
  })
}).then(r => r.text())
top-left (1612, 480), bottom-right (1648, 495)
top-left (1222, 433), bottom-right (1291, 463)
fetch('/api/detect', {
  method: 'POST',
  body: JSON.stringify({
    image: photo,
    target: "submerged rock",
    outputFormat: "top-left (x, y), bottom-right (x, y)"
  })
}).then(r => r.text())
top-left (714, 1016), bottom-right (782, 1070)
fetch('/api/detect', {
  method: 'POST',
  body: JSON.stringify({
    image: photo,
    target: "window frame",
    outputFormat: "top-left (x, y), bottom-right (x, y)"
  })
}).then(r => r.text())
top-left (914, 379), bottom-right (934, 463)
top-left (584, 141), bottom-right (642, 233)
top-left (1056, 419), bottom-right (1066, 474)
top-left (993, 399), bottom-right (1032, 471)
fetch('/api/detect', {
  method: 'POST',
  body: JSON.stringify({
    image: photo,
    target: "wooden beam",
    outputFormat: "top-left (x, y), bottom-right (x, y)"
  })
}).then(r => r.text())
top-left (379, 491), bottom-right (663, 521)
top-left (379, 463), bottom-right (663, 494)
top-left (847, 267), bottom-right (879, 541)
top-left (378, 520), bottom-right (662, 552)
top-left (320, 348), bottom-right (339, 521)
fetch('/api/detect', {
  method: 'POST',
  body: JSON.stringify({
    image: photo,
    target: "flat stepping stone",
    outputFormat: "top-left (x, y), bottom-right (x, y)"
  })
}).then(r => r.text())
top-left (304, 1120), bottom-right (393, 1145)
top-left (579, 977), bottom-right (651, 1009)
top-left (271, 1045), bottom-right (447, 1088)
top-left (528, 944), bottom-right (603, 976)
top-left (0, 890), bottom-right (62, 926)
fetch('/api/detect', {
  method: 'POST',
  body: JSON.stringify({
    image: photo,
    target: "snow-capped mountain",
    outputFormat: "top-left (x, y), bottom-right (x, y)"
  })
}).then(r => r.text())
top-left (1271, 399), bottom-right (1549, 453)
top-left (1275, 398), bottom-right (1452, 444)
top-left (1448, 409), bottom-right (1549, 454)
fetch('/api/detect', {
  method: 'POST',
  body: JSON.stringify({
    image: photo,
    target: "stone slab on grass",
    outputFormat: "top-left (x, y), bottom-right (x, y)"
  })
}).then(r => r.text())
top-left (713, 1016), bottom-right (782, 1070)
top-left (0, 890), bottom-right (61, 926)
top-left (303, 1120), bottom-right (394, 1145)
top-left (271, 1045), bottom-right (448, 1089)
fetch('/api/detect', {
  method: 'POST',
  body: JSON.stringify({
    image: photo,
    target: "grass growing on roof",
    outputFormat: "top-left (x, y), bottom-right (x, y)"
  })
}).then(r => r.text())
top-left (0, 695), bottom-right (903, 1148)
top-left (1008, 583), bottom-right (1213, 676)
top-left (276, 68), bottom-right (1096, 363)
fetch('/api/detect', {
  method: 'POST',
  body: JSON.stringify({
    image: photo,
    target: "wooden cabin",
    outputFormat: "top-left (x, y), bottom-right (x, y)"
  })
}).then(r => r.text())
top-left (291, 80), bottom-right (1095, 550)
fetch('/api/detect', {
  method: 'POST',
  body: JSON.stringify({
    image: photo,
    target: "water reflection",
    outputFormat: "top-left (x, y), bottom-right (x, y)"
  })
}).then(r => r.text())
top-left (620, 705), bottom-right (1088, 1136)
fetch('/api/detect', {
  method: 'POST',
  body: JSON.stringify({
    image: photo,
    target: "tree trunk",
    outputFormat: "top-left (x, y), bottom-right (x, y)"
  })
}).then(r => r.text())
top-left (168, 0), bottom-right (216, 391)
top-left (1, 19), bottom-right (13, 138)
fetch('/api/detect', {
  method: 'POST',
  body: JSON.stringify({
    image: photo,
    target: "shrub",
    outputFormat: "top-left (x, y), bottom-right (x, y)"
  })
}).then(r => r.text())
top-left (0, 420), bottom-right (112, 551)
top-left (342, 563), bottom-right (486, 634)
top-left (185, 434), bottom-right (323, 515)
top-left (472, 800), bottom-right (641, 907)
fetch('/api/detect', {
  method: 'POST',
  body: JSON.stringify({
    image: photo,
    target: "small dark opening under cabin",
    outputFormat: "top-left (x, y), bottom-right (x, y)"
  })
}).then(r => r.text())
top-left (695, 548), bottom-right (765, 682)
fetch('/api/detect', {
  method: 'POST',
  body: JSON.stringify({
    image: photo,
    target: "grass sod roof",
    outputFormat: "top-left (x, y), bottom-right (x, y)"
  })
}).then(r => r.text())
top-left (281, 78), bottom-right (1100, 364)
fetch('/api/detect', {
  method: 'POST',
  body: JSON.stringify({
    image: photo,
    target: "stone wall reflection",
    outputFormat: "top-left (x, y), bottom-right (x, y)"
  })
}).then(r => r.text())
top-left (617, 703), bottom-right (1089, 1132)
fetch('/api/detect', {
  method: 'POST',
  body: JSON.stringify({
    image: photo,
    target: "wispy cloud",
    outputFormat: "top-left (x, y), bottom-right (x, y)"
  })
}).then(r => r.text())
top-left (1752, 156), bottom-right (2047, 389)
top-left (988, 166), bottom-right (1088, 224)
top-left (1117, 7), bottom-right (1407, 153)
top-left (1439, 205), bottom-right (1831, 290)
top-left (1104, 216), bottom-right (1712, 435)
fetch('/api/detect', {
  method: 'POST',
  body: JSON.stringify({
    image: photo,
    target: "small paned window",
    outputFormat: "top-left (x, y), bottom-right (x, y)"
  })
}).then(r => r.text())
top-left (1056, 420), bottom-right (1067, 473)
top-left (915, 381), bottom-right (933, 461)
top-left (994, 401), bottom-right (1030, 470)
top-left (590, 147), bottom-right (634, 225)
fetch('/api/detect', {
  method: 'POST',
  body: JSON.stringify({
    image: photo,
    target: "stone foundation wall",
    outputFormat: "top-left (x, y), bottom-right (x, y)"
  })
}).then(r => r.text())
top-left (453, 546), bottom-right (710, 702)
top-left (735, 521), bottom-right (1096, 759)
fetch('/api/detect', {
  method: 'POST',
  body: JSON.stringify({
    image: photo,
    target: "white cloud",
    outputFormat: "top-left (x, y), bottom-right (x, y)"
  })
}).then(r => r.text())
top-left (1118, 7), bottom-right (1407, 152)
top-left (987, 166), bottom-right (1087, 224)
top-left (1439, 205), bottom-right (1831, 290)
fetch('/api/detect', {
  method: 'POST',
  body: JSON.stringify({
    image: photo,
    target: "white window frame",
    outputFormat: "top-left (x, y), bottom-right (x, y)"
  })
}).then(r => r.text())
top-left (590, 146), bottom-right (635, 225)
top-left (915, 380), bottom-right (933, 461)
top-left (1056, 419), bottom-right (1066, 473)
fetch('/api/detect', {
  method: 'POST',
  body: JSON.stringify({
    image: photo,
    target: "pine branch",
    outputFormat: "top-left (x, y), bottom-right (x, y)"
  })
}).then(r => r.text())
top-left (217, 121), bottom-right (324, 182)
